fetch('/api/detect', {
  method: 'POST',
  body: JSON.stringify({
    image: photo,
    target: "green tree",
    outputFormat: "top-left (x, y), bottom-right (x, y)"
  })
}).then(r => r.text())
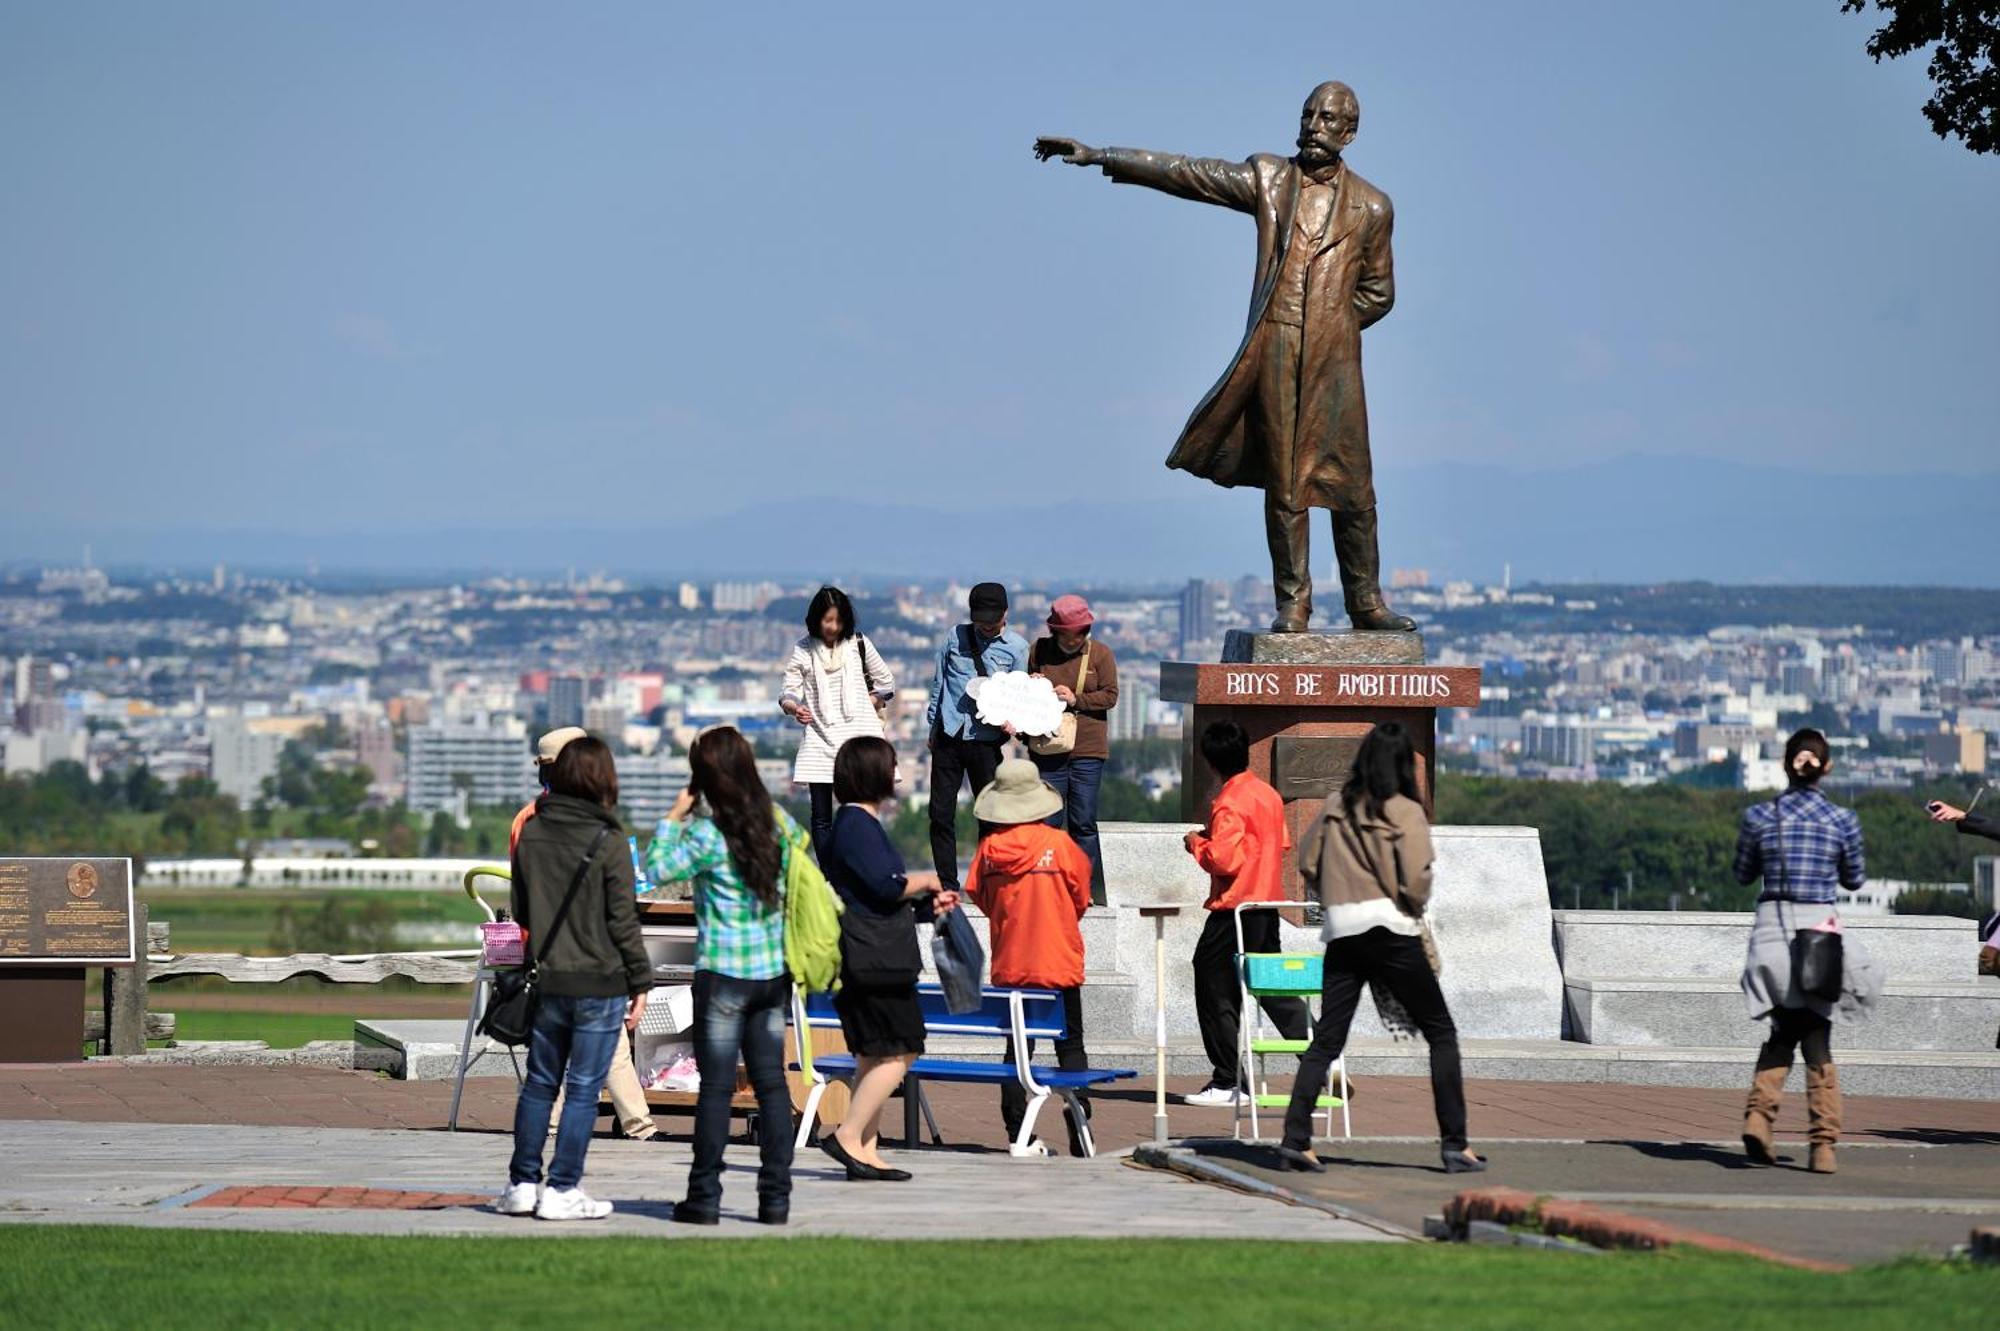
top-left (1891, 886), bottom-right (1985, 919)
top-left (1842, 1), bottom-right (2000, 153)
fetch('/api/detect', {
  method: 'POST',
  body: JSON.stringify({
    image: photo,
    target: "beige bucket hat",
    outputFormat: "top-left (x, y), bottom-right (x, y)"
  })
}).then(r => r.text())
top-left (973, 758), bottom-right (1064, 825)
top-left (535, 726), bottom-right (588, 764)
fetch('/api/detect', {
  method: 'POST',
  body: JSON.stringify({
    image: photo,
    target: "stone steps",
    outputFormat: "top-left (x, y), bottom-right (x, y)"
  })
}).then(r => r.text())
top-left (1553, 910), bottom-right (1982, 986)
top-left (1564, 976), bottom-right (2000, 1052)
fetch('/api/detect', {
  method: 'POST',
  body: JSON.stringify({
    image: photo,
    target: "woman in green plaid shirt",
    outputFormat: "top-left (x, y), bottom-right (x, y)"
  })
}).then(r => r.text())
top-left (646, 726), bottom-right (802, 1226)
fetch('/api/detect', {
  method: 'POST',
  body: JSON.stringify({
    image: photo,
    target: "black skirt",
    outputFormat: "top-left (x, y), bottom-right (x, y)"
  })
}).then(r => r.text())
top-left (833, 977), bottom-right (926, 1057)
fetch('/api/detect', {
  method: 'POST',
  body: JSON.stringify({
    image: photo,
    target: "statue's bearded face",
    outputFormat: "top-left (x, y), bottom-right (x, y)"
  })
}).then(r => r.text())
top-left (1297, 83), bottom-right (1358, 167)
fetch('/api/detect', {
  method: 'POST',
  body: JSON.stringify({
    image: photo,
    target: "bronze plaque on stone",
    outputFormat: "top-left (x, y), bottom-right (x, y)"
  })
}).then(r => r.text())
top-left (1270, 737), bottom-right (1365, 802)
top-left (0, 857), bottom-right (135, 965)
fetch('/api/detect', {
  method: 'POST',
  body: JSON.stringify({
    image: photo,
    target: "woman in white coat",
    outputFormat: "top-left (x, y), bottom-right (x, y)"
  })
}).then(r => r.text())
top-left (780, 585), bottom-right (896, 861)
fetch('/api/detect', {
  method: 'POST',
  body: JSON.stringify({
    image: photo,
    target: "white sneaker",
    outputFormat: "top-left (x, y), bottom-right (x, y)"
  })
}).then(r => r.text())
top-left (535, 1187), bottom-right (613, 1221)
top-left (495, 1181), bottom-right (539, 1216)
top-left (1009, 1137), bottom-right (1052, 1158)
top-left (1182, 1083), bottom-right (1242, 1108)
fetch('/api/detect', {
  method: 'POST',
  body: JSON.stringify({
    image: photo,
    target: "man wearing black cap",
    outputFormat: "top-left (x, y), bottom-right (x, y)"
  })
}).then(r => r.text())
top-left (924, 582), bottom-right (1031, 893)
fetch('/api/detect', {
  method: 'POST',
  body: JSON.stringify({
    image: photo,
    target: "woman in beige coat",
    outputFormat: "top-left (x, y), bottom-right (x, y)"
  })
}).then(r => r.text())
top-left (1275, 722), bottom-right (1484, 1175)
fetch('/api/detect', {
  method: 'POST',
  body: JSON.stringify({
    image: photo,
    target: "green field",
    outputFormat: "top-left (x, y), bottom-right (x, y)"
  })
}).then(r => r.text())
top-left (0, 1229), bottom-right (1991, 1330)
top-left (140, 887), bottom-right (494, 955)
top-left (161, 1010), bottom-right (382, 1047)
top-left (129, 888), bottom-right (485, 1050)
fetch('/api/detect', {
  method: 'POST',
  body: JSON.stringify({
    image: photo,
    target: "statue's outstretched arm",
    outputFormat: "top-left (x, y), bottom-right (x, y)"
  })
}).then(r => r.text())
top-left (1035, 137), bottom-right (1256, 214)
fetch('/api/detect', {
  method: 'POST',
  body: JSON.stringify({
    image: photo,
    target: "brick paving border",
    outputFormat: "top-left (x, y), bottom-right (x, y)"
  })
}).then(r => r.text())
top-left (1443, 1187), bottom-right (1846, 1271)
top-left (191, 1185), bottom-right (492, 1211)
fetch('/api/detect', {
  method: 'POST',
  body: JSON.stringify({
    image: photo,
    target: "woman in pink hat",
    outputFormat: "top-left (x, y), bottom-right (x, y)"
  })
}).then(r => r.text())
top-left (1027, 594), bottom-right (1120, 904)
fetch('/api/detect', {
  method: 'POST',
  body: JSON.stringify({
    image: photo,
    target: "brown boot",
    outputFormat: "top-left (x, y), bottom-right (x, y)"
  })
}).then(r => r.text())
top-left (1741, 1058), bottom-right (1788, 1166)
top-left (1332, 508), bottom-right (1416, 632)
top-left (1805, 1062), bottom-right (1841, 1174)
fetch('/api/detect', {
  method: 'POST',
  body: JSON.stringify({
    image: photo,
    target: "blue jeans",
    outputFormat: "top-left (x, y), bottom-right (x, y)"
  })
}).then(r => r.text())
top-left (508, 993), bottom-right (625, 1191)
top-left (684, 970), bottom-right (795, 1214)
top-left (1033, 753), bottom-right (1106, 905)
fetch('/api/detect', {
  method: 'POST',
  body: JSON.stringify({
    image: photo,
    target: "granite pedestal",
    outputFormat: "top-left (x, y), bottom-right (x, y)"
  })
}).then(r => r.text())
top-left (1160, 632), bottom-right (1482, 896)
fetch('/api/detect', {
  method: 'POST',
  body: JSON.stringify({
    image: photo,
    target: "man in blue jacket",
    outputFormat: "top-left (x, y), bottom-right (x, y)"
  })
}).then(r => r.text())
top-left (925, 582), bottom-right (1030, 894)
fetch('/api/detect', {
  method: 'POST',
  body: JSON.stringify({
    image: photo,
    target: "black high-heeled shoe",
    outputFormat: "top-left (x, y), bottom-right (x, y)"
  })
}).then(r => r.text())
top-left (819, 1133), bottom-right (887, 1181)
top-left (1441, 1148), bottom-right (1487, 1174)
top-left (1275, 1146), bottom-right (1327, 1173)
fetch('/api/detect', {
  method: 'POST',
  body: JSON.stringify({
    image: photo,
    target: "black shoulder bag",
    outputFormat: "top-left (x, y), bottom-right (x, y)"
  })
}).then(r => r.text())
top-left (479, 825), bottom-right (612, 1046)
top-left (965, 624), bottom-right (991, 678)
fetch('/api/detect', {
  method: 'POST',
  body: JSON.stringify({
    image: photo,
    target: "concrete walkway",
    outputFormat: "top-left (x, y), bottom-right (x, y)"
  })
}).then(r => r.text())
top-left (1180, 1137), bottom-right (2000, 1267)
top-left (0, 1120), bottom-right (1392, 1242)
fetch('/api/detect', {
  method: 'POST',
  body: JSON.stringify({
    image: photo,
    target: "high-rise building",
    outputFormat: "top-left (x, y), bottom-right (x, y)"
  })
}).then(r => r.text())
top-left (1110, 674), bottom-right (1157, 743)
top-left (1523, 717), bottom-right (1593, 768)
top-left (13, 655), bottom-right (53, 708)
top-left (405, 726), bottom-right (536, 814)
top-left (618, 751), bottom-right (692, 826)
top-left (1178, 579), bottom-right (1219, 656)
top-left (354, 720), bottom-right (401, 791)
top-left (677, 582), bottom-right (701, 611)
top-left (1922, 728), bottom-right (1987, 775)
top-left (547, 675), bottom-right (587, 730)
top-left (711, 581), bottom-right (779, 614)
top-left (583, 701), bottom-right (626, 740)
top-left (208, 712), bottom-right (289, 807)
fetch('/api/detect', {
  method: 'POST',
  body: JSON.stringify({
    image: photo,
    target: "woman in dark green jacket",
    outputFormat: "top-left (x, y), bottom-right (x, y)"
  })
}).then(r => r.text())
top-left (498, 736), bottom-right (653, 1222)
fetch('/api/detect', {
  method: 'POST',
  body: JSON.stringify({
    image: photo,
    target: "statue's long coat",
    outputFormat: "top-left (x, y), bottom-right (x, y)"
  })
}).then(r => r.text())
top-left (1098, 149), bottom-right (1394, 512)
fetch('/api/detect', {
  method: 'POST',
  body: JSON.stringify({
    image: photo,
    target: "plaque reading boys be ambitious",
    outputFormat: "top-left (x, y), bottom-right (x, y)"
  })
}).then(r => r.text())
top-left (0, 857), bottom-right (136, 965)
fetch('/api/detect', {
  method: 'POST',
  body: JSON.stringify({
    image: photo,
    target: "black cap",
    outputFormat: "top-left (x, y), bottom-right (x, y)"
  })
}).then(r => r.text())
top-left (968, 581), bottom-right (1008, 623)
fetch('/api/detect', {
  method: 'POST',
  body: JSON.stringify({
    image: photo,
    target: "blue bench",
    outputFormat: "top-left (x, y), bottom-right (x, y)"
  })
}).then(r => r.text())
top-left (792, 982), bottom-right (1136, 1157)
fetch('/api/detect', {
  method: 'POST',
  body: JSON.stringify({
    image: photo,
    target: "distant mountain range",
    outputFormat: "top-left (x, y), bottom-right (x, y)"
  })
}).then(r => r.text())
top-left (7, 456), bottom-right (1995, 587)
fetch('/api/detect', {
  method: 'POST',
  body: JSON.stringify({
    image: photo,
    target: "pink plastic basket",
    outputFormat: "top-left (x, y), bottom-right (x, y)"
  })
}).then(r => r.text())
top-left (480, 920), bottom-right (525, 967)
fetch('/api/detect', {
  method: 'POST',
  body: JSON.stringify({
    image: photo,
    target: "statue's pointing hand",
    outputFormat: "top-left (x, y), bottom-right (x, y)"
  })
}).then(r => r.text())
top-left (1033, 136), bottom-right (1097, 166)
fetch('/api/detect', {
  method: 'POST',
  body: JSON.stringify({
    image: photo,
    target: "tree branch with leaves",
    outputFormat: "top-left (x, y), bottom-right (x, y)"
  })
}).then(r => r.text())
top-left (1843, 0), bottom-right (2000, 153)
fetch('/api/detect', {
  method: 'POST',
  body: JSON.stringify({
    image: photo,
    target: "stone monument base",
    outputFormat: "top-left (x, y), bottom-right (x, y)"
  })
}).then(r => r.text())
top-left (1222, 628), bottom-right (1424, 665)
top-left (1161, 635), bottom-right (1482, 896)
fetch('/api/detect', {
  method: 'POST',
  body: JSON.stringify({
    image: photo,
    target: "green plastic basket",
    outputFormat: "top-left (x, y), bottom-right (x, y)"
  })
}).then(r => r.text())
top-left (1241, 952), bottom-right (1321, 995)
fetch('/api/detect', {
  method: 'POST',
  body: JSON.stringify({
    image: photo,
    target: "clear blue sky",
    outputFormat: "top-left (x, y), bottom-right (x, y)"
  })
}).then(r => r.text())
top-left (3, 2), bottom-right (1995, 553)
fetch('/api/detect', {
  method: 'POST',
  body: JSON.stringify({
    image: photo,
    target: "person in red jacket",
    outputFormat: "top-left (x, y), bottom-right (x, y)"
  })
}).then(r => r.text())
top-left (1181, 720), bottom-right (1311, 1107)
top-left (967, 759), bottom-right (1094, 1155)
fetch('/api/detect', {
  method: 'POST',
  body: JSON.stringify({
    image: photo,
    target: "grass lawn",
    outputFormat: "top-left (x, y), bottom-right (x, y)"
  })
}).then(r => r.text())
top-left (158, 1010), bottom-right (370, 1047)
top-left (0, 1228), bottom-right (1992, 1330)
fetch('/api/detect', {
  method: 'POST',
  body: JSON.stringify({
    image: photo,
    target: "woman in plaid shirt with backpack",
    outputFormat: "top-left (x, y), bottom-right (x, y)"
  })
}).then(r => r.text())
top-left (1733, 728), bottom-right (1869, 1175)
top-left (648, 725), bottom-right (803, 1226)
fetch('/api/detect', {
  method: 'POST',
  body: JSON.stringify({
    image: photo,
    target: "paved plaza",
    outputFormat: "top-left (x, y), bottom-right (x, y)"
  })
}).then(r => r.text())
top-left (0, 1118), bottom-right (1390, 1242)
top-left (1, 1062), bottom-right (1995, 1260)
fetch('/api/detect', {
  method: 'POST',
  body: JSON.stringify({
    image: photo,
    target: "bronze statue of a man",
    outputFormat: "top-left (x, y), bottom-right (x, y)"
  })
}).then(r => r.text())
top-left (1037, 81), bottom-right (1414, 634)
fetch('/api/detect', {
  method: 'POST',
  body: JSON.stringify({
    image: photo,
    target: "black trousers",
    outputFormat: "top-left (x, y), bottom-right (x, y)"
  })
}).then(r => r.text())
top-left (1282, 929), bottom-right (1466, 1151)
top-left (1192, 910), bottom-right (1309, 1087)
top-left (807, 783), bottom-right (835, 865)
top-left (928, 732), bottom-right (1003, 892)
top-left (1759, 1006), bottom-right (1833, 1069)
top-left (999, 984), bottom-right (1091, 1152)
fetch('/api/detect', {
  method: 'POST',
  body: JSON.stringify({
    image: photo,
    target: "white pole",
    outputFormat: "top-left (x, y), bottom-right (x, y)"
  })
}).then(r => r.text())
top-left (1153, 913), bottom-right (1169, 1143)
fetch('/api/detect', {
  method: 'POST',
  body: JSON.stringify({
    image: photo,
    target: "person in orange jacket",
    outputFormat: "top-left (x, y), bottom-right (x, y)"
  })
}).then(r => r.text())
top-left (967, 759), bottom-right (1094, 1155)
top-left (1181, 720), bottom-right (1311, 1108)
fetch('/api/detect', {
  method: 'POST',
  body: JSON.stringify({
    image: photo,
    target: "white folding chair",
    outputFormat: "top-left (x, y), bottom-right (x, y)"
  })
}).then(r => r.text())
top-left (1231, 901), bottom-right (1349, 1143)
top-left (448, 865), bottom-right (524, 1132)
